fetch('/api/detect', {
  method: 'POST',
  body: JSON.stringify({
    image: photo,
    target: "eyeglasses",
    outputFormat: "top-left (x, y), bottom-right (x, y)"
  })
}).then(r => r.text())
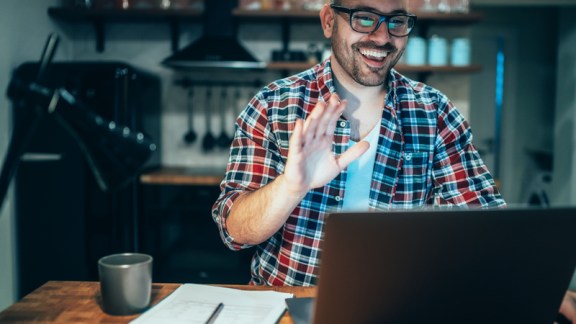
top-left (330, 5), bottom-right (417, 37)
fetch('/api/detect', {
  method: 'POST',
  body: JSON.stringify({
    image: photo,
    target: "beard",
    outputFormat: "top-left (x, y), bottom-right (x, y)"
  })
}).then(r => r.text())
top-left (331, 23), bottom-right (404, 87)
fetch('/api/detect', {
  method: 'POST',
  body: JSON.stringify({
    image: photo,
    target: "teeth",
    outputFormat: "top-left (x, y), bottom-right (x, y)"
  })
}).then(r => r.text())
top-left (360, 49), bottom-right (388, 58)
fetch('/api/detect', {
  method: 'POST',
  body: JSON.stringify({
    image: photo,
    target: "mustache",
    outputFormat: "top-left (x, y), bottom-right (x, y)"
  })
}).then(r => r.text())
top-left (352, 42), bottom-right (397, 53)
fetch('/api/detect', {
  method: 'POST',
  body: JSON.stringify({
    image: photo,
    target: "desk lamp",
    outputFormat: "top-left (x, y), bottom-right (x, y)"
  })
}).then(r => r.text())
top-left (0, 33), bottom-right (157, 215)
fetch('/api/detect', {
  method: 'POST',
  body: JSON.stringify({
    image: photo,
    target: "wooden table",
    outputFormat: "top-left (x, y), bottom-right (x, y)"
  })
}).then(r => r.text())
top-left (0, 281), bottom-right (316, 323)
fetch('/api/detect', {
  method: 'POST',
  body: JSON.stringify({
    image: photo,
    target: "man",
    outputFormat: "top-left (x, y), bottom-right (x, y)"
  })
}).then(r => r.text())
top-left (212, 0), bottom-right (576, 321)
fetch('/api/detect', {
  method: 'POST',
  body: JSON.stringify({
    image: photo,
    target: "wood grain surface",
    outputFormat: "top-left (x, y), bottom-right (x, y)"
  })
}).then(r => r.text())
top-left (0, 281), bottom-right (316, 323)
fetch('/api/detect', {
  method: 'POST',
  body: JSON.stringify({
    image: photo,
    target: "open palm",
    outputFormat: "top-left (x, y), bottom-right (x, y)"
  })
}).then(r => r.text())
top-left (284, 94), bottom-right (369, 195)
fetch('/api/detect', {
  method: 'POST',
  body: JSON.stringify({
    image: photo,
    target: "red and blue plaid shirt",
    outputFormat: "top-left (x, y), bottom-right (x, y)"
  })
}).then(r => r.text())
top-left (212, 59), bottom-right (505, 286)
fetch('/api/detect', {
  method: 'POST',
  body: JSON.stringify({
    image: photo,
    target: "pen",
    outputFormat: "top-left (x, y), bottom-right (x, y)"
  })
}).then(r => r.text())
top-left (205, 302), bottom-right (224, 324)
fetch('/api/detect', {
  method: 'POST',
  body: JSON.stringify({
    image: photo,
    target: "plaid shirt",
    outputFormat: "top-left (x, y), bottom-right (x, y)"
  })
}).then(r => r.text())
top-left (212, 59), bottom-right (505, 286)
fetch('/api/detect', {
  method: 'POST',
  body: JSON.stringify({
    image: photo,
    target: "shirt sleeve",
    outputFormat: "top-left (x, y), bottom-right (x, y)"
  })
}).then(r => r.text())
top-left (431, 96), bottom-right (506, 207)
top-left (211, 92), bottom-right (284, 250)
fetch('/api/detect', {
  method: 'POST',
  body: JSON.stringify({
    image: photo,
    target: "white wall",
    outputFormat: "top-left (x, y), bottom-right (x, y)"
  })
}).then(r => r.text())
top-left (552, 8), bottom-right (576, 206)
top-left (0, 0), bottom-right (65, 310)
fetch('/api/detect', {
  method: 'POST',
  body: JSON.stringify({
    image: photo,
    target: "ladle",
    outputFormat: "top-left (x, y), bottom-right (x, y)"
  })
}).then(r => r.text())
top-left (216, 87), bottom-right (232, 148)
top-left (202, 87), bottom-right (216, 151)
top-left (183, 88), bottom-right (197, 144)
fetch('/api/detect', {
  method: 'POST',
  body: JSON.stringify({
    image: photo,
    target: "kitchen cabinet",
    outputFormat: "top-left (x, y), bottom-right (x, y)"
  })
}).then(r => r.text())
top-left (138, 166), bottom-right (252, 284)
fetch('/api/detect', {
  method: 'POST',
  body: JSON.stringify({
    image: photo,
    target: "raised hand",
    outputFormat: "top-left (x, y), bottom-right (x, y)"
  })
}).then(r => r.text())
top-left (283, 93), bottom-right (370, 196)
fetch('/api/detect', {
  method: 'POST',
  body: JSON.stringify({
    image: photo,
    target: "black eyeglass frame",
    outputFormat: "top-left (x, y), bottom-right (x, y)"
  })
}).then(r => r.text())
top-left (330, 4), bottom-right (417, 37)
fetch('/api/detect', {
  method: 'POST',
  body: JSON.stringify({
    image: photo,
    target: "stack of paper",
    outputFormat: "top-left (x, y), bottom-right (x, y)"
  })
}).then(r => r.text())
top-left (131, 284), bottom-right (293, 324)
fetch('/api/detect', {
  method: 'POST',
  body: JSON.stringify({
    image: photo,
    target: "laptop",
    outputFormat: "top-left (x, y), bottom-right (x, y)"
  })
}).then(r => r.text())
top-left (286, 207), bottom-right (576, 324)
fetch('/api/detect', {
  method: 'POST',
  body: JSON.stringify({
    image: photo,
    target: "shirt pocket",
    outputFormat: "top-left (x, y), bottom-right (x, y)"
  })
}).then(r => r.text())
top-left (395, 151), bottom-right (431, 206)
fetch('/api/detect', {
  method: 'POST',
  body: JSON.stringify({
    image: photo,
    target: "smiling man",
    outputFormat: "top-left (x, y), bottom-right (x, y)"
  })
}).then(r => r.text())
top-left (212, 0), bottom-right (505, 286)
top-left (212, 0), bottom-right (575, 321)
top-left (213, 0), bottom-right (502, 284)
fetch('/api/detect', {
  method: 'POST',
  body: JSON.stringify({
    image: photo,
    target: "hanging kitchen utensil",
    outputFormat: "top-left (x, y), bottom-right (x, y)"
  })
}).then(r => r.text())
top-left (202, 87), bottom-right (216, 152)
top-left (235, 86), bottom-right (244, 117)
top-left (216, 87), bottom-right (232, 149)
top-left (183, 87), bottom-right (197, 144)
top-left (228, 86), bottom-right (242, 137)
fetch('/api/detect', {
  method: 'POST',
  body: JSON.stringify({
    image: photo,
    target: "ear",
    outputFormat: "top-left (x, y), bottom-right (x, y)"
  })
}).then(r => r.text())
top-left (319, 4), bottom-right (334, 39)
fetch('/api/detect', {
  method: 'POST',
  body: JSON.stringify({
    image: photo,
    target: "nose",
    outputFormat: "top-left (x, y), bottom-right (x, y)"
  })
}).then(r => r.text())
top-left (368, 20), bottom-right (392, 43)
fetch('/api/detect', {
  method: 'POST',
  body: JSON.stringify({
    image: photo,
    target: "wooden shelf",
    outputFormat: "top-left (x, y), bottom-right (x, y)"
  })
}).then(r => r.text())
top-left (267, 61), bottom-right (482, 74)
top-left (266, 61), bottom-right (314, 70)
top-left (235, 8), bottom-right (483, 62)
top-left (47, 6), bottom-right (483, 75)
top-left (233, 8), bottom-right (483, 23)
top-left (412, 11), bottom-right (484, 23)
top-left (47, 7), bottom-right (203, 52)
top-left (49, 7), bottom-right (482, 23)
top-left (396, 64), bottom-right (483, 73)
top-left (47, 7), bottom-right (203, 22)
top-left (233, 8), bottom-right (321, 19)
top-left (49, 7), bottom-right (482, 21)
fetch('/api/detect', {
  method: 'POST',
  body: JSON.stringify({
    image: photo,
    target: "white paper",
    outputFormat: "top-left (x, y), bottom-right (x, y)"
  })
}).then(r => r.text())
top-left (131, 284), bottom-right (293, 324)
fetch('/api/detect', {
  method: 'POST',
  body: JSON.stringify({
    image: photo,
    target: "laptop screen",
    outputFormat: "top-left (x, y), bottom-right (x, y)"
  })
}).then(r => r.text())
top-left (311, 208), bottom-right (576, 324)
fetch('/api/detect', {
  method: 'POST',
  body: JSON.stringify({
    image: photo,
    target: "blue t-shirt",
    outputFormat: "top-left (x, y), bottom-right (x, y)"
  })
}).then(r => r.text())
top-left (342, 124), bottom-right (380, 211)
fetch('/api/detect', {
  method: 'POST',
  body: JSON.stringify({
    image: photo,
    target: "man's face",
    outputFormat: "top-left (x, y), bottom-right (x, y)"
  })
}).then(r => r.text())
top-left (327, 0), bottom-right (410, 87)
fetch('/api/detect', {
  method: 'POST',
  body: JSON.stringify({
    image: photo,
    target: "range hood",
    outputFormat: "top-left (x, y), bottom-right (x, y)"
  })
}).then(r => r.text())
top-left (162, 0), bottom-right (265, 70)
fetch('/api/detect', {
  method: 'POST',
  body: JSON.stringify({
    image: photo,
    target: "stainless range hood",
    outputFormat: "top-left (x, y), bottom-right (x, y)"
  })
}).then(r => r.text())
top-left (162, 0), bottom-right (265, 70)
top-left (162, 35), bottom-right (265, 69)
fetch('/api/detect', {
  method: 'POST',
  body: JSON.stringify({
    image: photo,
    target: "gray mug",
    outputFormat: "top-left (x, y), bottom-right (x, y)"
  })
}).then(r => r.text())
top-left (98, 253), bottom-right (153, 316)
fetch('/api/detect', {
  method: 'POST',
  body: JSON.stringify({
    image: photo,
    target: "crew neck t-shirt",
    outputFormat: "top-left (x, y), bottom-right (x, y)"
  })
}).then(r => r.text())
top-left (341, 124), bottom-right (380, 211)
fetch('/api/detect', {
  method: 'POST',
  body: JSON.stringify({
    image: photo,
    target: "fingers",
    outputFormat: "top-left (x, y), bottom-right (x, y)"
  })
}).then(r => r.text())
top-left (326, 98), bottom-right (346, 137)
top-left (338, 140), bottom-right (370, 170)
top-left (289, 118), bottom-right (304, 155)
top-left (302, 101), bottom-right (325, 146)
top-left (303, 94), bottom-right (345, 144)
top-left (316, 94), bottom-right (345, 138)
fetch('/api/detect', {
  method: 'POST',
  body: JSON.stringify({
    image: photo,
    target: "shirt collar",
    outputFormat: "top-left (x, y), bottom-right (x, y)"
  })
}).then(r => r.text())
top-left (318, 59), bottom-right (336, 104)
top-left (386, 69), bottom-right (401, 112)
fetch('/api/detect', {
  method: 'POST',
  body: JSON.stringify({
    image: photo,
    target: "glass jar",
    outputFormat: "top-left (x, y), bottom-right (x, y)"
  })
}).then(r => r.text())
top-left (428, 35), bottom-right (448, 66)
top-left (302, 0), bottom-right (323, 11)
top-left (405, 37), bottom-right (427, 66)
top-left (453, 0), bottom-right (470, 13)
top-left (451, 38), bottom-right (471, 66)
top-left (437, 0), bottom-right (450, 13)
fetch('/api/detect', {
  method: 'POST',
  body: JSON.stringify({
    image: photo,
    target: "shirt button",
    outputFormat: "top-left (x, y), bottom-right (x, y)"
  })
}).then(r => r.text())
top-left (405, 153), bottom-right (412, 161)
top-left (339, 121), bottom-right (346, 127)
top-left (334, 196), bottom-right (342, 202)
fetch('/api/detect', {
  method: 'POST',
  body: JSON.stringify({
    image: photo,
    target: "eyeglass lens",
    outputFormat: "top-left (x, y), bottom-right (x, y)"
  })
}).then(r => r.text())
top-left (351, 12), bottom-right (413, 36)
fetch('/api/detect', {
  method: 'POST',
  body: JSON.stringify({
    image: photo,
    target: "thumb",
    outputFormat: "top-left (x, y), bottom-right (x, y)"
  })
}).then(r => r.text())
top-left (337, 141), bottom-right (370, 170)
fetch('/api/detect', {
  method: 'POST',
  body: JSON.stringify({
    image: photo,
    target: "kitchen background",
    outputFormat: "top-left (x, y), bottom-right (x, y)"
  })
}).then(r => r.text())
top-left (1, 0), bottom-right (576, 310)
